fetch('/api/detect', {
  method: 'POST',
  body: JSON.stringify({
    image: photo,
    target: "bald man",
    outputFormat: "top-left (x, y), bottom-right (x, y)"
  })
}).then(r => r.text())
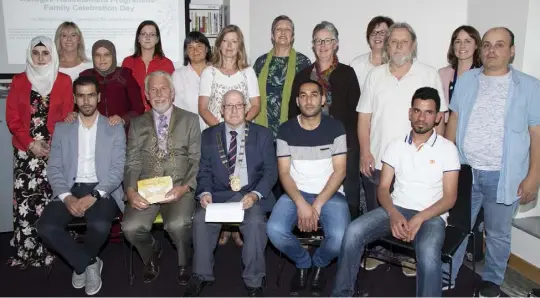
top-left (445, 27), bottom-right (540, 297)
top-left (185, 90), bottom-right (278, 297)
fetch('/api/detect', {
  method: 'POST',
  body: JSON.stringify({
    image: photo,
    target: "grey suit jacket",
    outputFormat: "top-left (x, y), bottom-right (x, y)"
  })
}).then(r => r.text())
top-left (47, 114), bottom-right (127, 211)
top-left (124, 106), bottom-right (201, 199)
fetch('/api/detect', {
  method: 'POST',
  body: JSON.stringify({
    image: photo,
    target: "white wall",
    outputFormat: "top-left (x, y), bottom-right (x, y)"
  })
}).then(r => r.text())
top-left (248, 0), bottom-right (468, 68)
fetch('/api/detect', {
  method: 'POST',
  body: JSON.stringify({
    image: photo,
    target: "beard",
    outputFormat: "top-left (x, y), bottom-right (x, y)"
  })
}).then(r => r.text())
top-left (412, 122), bottom-right (434, 134)
top-left (390, 53), bottom-right (412, 66)
top-left (299, 105), bottom-right (322, 118)
top-left (79, 105), bottom-right (97, 117)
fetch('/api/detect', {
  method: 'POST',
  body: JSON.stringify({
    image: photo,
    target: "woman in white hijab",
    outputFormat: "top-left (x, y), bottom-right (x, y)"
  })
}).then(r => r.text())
top-left (6, 35), bottom-right (73, 268)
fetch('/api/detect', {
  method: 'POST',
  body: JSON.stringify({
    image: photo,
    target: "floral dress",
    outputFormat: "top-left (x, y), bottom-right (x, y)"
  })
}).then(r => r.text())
top-left (254, 52), bottom-right (311, 136)
top-left (8, 90), bottom-right (54, 268)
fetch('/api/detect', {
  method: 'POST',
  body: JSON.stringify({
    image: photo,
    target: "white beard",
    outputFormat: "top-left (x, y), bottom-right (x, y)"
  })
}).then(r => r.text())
top-left (391, 53), bottom-right (412, 67)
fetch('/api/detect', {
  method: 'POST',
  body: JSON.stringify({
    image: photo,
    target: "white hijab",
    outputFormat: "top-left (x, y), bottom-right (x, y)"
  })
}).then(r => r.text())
top-left (25, 36), bottom-right (59, 96)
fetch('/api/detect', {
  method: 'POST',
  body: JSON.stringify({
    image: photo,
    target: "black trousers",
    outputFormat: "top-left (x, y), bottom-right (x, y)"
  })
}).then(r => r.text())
top-left (344, 148), bottom-right (361, 219)
top-left (37, 183), bottom-right (117, 273)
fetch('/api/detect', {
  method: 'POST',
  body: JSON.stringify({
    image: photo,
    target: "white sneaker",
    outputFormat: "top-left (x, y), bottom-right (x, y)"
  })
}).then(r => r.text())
top-left (442, 284), bottom-right (455, 291)
top-left (85, 257), bottom-right (103, 296)
top-left (72, 271), bottom-right (86, 289)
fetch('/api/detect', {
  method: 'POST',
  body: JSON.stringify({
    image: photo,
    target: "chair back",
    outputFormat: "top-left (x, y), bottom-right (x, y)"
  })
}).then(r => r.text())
top-left (447, 164), bottom-right (473, 231)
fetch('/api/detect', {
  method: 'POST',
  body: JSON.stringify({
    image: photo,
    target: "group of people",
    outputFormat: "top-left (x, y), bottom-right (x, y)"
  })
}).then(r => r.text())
top-left (5, 13), bottom-right (539, 298)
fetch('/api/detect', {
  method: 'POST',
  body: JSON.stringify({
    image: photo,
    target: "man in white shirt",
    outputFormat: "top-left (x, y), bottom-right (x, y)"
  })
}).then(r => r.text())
top-left (333, 87), bottom-right (460, 297)
top-left (357, 22), bottom-right (448, 273)
top-left (37, 76), bottom-right (126, 296)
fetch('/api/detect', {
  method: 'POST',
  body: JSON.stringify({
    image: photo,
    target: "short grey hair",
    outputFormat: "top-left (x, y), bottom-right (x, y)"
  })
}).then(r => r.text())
top-left (271, 15), bottom-right (295, 45)
top-left (312, 21), bottom-right (339, 41)
top-left (222, 89), bottom-right (246, 105)
top-left (382, 22), bottom-right (418, 64)
top-left (144, 70), bottom-right (174, 94)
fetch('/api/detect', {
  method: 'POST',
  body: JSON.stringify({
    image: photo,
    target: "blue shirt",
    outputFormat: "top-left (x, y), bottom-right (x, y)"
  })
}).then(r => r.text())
top-left (450, 66), bottom-right (540, 205)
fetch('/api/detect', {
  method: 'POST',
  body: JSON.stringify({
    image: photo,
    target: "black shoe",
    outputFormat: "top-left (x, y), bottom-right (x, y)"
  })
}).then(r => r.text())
top-left (529, 288), bottom-right (540, 297)
top-left (478, 280), bottom-right (500, 297)
top-left (177, 266), bottom-right (191, 285)
top-left (310, 266), bottom-right (326, 296)
top-left (246, 286), bottom-right (264, 297)
top-left (143, 241), bottom-right (163, 283)
top-left (289, 268), bottom-right (311, 296)
top-left (183, 275), bottom-right (213, 297)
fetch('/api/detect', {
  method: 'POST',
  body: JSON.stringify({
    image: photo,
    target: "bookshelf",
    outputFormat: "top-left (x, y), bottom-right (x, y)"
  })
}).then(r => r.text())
top-left (188, 3), bottom-right (228, 46)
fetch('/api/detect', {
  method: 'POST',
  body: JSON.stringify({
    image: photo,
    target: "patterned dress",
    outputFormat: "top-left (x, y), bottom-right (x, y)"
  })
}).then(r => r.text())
top-left (254, 52), bottom-right (311, 136)
top-left (8, 91), bottom-right (54, 268)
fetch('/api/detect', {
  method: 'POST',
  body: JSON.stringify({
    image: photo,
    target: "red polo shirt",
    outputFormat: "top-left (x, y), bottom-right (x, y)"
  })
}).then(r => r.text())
top-left (121, 55), bottom-right (175, 111)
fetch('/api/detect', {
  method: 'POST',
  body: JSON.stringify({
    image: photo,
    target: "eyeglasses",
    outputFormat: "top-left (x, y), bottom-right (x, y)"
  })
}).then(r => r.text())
top-left (370, 30), bottom-right (387, 37)
top-left (222, 103), bottom-right (246, 111)
top-left (312, 38), bottom-right (335, 46)
top-left (139, 33), bottom-right (158, 38)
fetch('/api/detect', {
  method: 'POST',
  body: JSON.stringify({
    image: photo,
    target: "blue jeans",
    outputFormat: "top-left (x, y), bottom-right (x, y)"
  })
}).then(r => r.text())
top-left (443, 169), bottom-right (518, 285)
top-left (267, 191), bottom-right (350, 268)
top-left (332, 206), bottom-right (446, 297)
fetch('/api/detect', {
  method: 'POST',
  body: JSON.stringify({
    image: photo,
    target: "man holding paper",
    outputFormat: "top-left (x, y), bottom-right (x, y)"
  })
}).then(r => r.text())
top-left (121, 71), bottom-right (201, 284)
top-left (37, 76), bottom-right (126, 296)
top-left (184, 90), bottom-right (278, 297)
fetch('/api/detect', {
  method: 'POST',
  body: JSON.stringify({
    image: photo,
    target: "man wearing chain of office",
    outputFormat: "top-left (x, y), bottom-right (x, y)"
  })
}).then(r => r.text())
top-left (184, 90), bottom-right (277, 297)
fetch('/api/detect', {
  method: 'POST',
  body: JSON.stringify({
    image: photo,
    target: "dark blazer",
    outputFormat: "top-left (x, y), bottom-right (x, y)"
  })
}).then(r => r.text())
top-left (47, 114), bottom-right (126, 210)
top-left (196, 122), bottom-right (278, 212)
top-left (288, 63), bottom-right (361, 149)
top-left (124, 107), bottom-right (201, 200)
top-left (6, 72), bottom-right (73, 151)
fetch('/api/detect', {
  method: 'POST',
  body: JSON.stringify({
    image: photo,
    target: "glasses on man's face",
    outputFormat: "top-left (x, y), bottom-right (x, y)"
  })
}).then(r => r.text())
top-left (139, 32), bottom-right (158, 39)
top-left (370, 30), bottom-right (387, 37)
top-left (222, 103), bottom-right (246, 111)
top-left (312, 38), bottom-right (335, 46)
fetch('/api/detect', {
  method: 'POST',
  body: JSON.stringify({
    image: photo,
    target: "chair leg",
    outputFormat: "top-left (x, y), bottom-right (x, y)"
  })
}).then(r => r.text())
top-left (129, 242), bottom-right (135, 286)
top-left (471, 232), bottom-right (477, 296)
top-left (276, 251), bottom-right (287, 287)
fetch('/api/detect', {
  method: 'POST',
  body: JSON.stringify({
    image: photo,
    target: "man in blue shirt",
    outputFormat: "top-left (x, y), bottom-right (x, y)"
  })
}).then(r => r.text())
top-left (445, 27), bottom-right (540, 297)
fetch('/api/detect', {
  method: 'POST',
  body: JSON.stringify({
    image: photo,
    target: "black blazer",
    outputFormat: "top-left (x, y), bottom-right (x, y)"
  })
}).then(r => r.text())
top-left (288, 63), bottom-right (361, 149)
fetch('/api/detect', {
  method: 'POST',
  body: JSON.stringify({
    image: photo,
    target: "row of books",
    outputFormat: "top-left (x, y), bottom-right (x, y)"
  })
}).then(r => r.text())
top-left (189, 9), bottom-right (223, 37)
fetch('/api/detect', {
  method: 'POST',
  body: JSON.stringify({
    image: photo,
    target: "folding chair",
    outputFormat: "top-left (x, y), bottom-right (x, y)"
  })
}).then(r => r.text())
top-left (275, 226), bottom-right (324, 286)
top-left (361, 164), bottom-right (475, 295)
top-left (44, 209), bottom-right (125, 281)
top-left (127, 213), bottom-right (164, 285)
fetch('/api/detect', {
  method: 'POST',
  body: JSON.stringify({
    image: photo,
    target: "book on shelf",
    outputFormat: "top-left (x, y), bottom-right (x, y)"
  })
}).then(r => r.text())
top-left (189, 4), bottom-right (224, 37)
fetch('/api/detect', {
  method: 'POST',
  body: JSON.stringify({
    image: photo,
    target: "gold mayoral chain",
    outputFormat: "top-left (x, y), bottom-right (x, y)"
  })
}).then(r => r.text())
top-left (149, 124), bottom-right (178, 182)
top-left (216, 123), bottom-right (249, 191)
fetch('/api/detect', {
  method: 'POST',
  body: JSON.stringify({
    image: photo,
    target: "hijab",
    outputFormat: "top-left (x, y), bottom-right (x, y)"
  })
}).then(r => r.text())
top-left (25, 36), bottom-right (59, 96)
top-left (91, 39), bottom-right (117, 77)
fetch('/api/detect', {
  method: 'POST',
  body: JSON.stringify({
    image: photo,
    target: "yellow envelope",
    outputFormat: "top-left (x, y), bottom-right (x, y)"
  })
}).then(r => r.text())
top-left (137, 176), bottom-right (173, 204)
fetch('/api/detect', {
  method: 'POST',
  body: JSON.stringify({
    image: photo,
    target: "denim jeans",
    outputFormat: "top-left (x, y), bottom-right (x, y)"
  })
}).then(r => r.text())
top-left (442, 169), bottom-right (518, 286)
top-left (267, 191), bottom-right (350, 268)
top-left (332, 206), bottom-right (446, 297)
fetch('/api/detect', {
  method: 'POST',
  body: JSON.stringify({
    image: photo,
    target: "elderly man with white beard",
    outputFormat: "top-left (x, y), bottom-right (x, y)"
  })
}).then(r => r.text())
top-left (355, 22), bottom-right (448, 275)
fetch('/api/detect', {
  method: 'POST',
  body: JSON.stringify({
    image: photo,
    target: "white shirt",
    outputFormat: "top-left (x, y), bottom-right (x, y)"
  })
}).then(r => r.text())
top-left (59, 62), bottom-right (92, 83)
top-left (172, 64), bottom-right (206, 130)
top-left (58, 116), bottom-right (105, 202)
top-left (199, 66), bottom-right (260, 130)
top-left (350, 52), bottom-right (375, 91)
top-left (357, 61), bottom-right (447, 170)
top-left (463, 71), bottom-right (511, 171)
top-left (381, 130), bottom-right (460, 222)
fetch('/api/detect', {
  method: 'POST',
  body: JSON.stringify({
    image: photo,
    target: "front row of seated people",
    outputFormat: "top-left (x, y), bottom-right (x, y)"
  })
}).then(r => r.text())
top-left (37, 72), bottom-right (459, 297)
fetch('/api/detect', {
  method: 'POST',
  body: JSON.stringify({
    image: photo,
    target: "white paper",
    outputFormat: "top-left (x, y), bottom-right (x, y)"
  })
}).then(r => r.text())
top-left (205, 202), bottom-right (244, 223)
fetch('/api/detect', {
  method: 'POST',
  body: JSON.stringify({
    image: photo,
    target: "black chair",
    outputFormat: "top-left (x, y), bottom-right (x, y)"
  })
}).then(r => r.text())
top-left (44, 210), bottom-right (125, 281)
top-left (275, 226), bottom-right (324, 286)
top-left (361, 164), bottom-right (475, 295)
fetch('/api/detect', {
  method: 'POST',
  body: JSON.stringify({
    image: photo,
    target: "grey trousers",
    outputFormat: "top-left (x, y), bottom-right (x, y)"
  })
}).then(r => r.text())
top-left (121, 196), bottom-right (196, 266)
top-left (193, 193), bottom-right (267, 288)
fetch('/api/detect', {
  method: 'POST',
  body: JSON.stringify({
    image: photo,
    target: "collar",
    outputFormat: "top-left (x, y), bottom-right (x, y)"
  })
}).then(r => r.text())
top-left (404, 129), bottom-right (437, 148)
top-left (152, 105), bottom-right (173, 120)
top-left (473, 65), bottom-right (520, 85)
top-left (78, 113), bottom-right (99, 129)
top-left (225, 122), bottom-right (246, 135)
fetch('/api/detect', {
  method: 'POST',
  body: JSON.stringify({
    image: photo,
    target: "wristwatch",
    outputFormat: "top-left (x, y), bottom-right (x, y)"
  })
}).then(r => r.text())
top-left (91, 190), bottom-right (102, 201)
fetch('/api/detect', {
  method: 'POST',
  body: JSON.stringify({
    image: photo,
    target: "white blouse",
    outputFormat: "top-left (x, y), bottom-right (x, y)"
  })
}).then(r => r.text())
top-left (172, 64), bottom-right (206, 130)
top-left (59, 62), bottom-right (92, 83)
top-left (199, 66), bottom-right (259, 129)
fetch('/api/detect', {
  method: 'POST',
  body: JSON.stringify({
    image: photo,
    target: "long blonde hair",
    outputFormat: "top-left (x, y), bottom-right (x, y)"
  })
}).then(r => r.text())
top-left (54, 21), bottom-right (88, 62)
top-left (211, 25), bottom-right (249, 70)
